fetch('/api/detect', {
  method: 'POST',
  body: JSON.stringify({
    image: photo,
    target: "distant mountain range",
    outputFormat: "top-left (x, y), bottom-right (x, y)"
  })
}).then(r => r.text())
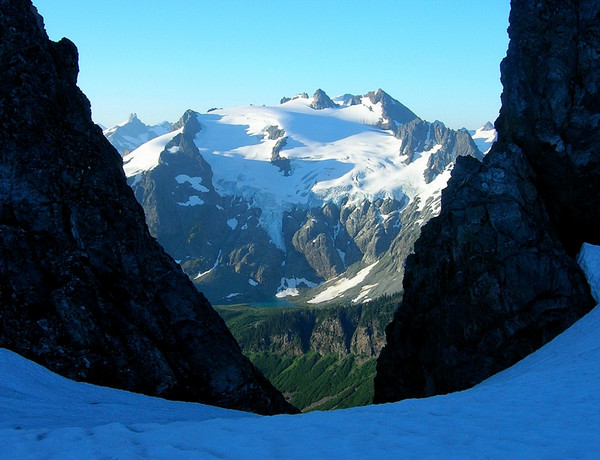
top-left (464, 122), bottom-right (497, 154)
top-left (106, 89), bottom-right (494, 305)
top-left (103, 113), bottom-right (172, 155)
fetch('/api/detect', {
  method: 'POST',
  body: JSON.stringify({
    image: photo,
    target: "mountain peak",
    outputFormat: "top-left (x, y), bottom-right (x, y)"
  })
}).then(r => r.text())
top-left (363, 89), bottom-right (418, 126)
top-left (310, 89), bottom-right (338, 110)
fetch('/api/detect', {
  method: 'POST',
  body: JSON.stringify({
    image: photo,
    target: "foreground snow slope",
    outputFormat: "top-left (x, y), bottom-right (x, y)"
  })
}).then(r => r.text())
top-left (1, 243), bottom-right (598, 459)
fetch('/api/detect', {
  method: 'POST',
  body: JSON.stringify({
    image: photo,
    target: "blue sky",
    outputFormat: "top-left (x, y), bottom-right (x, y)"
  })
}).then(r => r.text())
top-left (34, 1), bottom-right (510, 130)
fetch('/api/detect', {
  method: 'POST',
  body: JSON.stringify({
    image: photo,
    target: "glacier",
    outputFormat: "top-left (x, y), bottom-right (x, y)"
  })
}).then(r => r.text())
top-left (121, 95), bottom-right (459, 252)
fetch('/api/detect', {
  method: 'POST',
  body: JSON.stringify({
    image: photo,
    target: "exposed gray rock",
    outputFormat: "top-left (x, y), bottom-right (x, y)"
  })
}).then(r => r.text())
top-left (280, 93), bottom-right (309, 104)
top-left (375, 0), bottom-right (598, 404)
top-left (337, 94), bottom-right (363, 106)
top-left (125, 101), bottom-right (480, 305)
top-left (398, 119), bottom-right (483, 175)
top-left (364, 88), bottom-right (418, 128)
top-left (229, 299), bottom-right (397, 360)
top-left (0, 0), bottom-right (295, 415)
top-left (271, 136), bottom-right (291, 175)
top-left (310, 89), bottom-right (338, 110)
top-left (265, 125), bottom-right (285, 140)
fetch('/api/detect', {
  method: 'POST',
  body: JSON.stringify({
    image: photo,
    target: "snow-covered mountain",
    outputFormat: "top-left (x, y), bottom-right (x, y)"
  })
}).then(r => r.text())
top-left (467, 121), bottom-right (497, 154)
top-left (103, 113), bottom-right (172, 155)
top-left (119, 89), bottom-right (483, 304)
top-left (1, 243), bottom-right (597, 458)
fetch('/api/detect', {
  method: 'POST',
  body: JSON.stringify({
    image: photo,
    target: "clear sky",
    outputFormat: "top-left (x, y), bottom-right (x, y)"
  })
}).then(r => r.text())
top-left (34, 1), bottom-right (510, 130)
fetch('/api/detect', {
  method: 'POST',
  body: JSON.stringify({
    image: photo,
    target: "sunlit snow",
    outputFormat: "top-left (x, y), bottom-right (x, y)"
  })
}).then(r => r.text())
top-left (122, 95), bottom-right (456, 251)
top-left (352, 283), bottom-right (377, 303)
top-left (276, 277), bottom-right (319, 298)
top-left (1, 243), bottom-right (598, 458)
top-left (308, 262), bottom-right (378, 304)
top-left (194, 249), bottom-right (221, 279)
top-left (175, 174), bottom-right (209, 192)
top-left (122, 128), bottom-right (182, 177)
top-left (470, 123), bottom-right (497, 154)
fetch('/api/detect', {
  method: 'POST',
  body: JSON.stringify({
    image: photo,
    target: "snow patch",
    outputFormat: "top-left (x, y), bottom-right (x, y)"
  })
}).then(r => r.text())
top-left (308, 262), bottom-right (378, 304)
top-left (194, 250), bottom-right (221, 279)
top-left (227, 218), bottom-right (238, 230)
top-left (122, 128), bottom-right (182, 177)
top-left (469, 124), bottom-right (497, 154)
top-left (276, 277), bottom-right (319, 298)
top-left (352, 284), bottom-right (377, 303)
top-left (175, 174), bottom-right (209, 192)
top-left (177, 196), bottom-right (204, 207)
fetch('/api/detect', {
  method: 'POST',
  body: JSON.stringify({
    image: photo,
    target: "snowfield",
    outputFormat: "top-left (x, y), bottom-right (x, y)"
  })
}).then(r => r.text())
top-left (121, 95), bottom-right (456, 251)
top-left (1, 245), bottom-right (598, 459)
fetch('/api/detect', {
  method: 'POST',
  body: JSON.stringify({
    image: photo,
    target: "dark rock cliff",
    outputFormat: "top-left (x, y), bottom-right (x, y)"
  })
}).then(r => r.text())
top-left (0, 0), bottom-right (295, 415)
top-left (375, 0), bottom-right (599, 403)
top-left (495, 1), bottom-right (600, 254)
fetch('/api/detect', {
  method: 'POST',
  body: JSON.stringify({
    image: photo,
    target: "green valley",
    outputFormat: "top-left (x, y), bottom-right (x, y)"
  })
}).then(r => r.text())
top-left (216, 294), bottom-right (399, 411)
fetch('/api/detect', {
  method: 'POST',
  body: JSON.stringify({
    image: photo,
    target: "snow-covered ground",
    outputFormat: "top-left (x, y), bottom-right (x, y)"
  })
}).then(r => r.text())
top-left (1, 243), bottom-right (599, 459)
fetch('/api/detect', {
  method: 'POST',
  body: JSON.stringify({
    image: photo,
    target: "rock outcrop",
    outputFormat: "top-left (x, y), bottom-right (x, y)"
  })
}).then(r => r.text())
top-left (364, 89), bottom-right (418, 128)
top-left (224, 298), bottom-right (398, 360)
top-left (375, 0), bottom-right (599, 403)
top-left (494, 0), bottom-right (600, 254)
top-left (0, 0), bottom-right (295, 415)
top-left (310, 89), bottom-right (338, 110)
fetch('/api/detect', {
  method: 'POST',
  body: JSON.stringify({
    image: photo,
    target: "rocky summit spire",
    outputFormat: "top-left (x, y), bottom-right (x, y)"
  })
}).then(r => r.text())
top-left (374, 0), bottom-right (599, 403)
top-left (310, 88), bottom-right (338, 110)
top-left (0, 0), bottom-right (296, 415)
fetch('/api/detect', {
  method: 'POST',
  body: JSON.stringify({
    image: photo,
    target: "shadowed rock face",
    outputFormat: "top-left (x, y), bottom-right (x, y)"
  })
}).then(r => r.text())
top-left (495, 0), bottom-right (600, 254)
top-left (0, 0), bottom-right (296, 415)
top-left (374, 0), bottom-right (599, 403)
